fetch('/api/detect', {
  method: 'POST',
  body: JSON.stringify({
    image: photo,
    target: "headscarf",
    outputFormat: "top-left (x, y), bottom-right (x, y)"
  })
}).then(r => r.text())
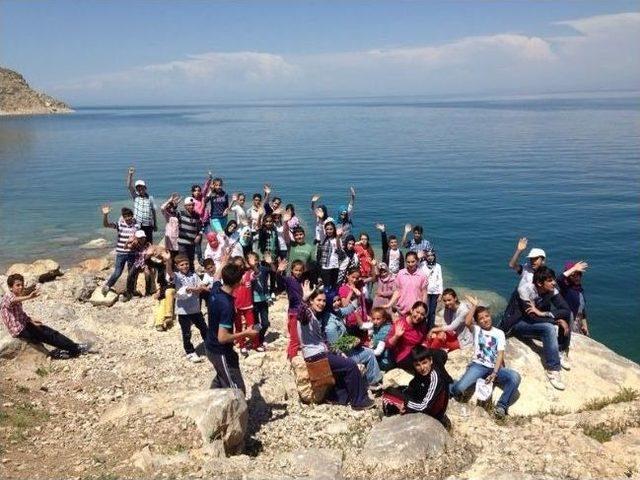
top-left (206, 231), bottom-right (219, 249)
top-left (238, 226), bottom-right (252, 247)
top-left (425, 249), bottom-right (437, 267)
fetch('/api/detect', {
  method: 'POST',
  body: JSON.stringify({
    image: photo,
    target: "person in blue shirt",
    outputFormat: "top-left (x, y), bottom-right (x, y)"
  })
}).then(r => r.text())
top-left (206, 263), bottom-right (258, 394)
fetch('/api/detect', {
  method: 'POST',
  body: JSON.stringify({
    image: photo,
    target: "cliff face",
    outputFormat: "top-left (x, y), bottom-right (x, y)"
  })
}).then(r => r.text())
top-left (0, 67), bottom-right (72, 115)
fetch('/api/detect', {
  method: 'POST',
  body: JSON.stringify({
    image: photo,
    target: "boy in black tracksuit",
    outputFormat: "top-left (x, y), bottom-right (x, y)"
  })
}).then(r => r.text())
top-left (383, 346), bottom-right (452, 429)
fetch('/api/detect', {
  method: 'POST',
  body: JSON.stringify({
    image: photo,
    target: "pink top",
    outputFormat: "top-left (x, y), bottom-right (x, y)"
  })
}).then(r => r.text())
top-left (162, 209), bottom-right (180, 252)
top-left (194, 176), bottom-right (212, 224)
top-left (394, 268), bottom-right (427, 315)
top-left (338, 284), bottom-right (366, 329)
top-left (374, 274), bottom-right (396, 301)
top-left (386, 315), bottom-right (429, 364)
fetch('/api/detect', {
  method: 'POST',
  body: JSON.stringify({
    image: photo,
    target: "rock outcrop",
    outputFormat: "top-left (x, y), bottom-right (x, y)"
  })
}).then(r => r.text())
top-left (0, 67), bottom-right (72, 115)
top-left (362, 414), bottom-right (450, 469)
top-left (6, 259), bottom-right (62, 284)
top-left (1, 255), bottom-right (640, 480)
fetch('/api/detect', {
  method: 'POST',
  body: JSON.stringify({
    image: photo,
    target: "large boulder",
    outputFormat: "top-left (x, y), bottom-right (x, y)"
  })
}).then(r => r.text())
top-left (62, 269), bottom-right (101, 301)
top-left (0, 326), bottom-right (49, 362)
top-left (79, 257), bottom-right (111, 272)
top-left (89, 287), bottom-right (118, 307)
top-left (101, 389), bottom-right (248, 457)
top-left (361, 414), bottom-right (450, 470)
top-left (445, 334), bottom-right (640, 416)
top-left (6, 259), bottom-right (62, 283)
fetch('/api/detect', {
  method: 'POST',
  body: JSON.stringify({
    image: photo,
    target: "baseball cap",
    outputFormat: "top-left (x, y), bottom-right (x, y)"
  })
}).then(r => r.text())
top-left (134, 230), bottom-right (146, 239)
top-left (527, 248), bottom-right (546, 258)
top-left (184, 196), bottom-right (195, 205)
top-left (134, 180), bottom-right (146, 187)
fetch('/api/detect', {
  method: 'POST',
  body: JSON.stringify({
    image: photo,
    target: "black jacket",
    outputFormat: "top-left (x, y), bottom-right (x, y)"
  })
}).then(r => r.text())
top-left (501, 288), bottom-right (572, 334)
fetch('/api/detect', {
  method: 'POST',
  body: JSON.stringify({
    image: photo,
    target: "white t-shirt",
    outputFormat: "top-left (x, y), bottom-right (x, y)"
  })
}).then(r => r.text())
top-left (443, 302), bottom-right (473, 347)
top-left (472, 325), bottom-right (505, 368)
top-left (326, 238), bottom-right (340, 269)
top-left (249, 206), bottom-right (262, 231)
top-left (388, 249), bottom-right (401, 274)
top-left (231, 204), bottom-right (249, 227)
top-left (517, 263), bottom-right (537, 301)
top-left (421, 263), bottom-right (443, 295)
top-left (276, 224), bottom-right (287, 251)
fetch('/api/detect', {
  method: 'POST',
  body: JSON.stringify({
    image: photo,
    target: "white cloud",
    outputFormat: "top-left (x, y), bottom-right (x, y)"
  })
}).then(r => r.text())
top-left (53, 11), bottom-right (640, 104)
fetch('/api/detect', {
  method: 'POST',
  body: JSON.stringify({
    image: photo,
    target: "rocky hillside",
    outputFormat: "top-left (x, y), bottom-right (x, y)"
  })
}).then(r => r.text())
top-left (1, 257), bottom-right (640, 479)
top-left (0, 67), bottom-right (72, 116)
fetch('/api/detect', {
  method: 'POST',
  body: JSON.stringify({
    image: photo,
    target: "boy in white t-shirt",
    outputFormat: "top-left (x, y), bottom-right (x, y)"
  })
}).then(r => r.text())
top-left (450, 296), bottom-right (521, 418)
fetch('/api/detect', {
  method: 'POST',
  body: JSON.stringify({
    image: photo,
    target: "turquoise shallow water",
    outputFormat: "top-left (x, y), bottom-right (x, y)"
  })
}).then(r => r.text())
top-left (0, 96), bottom-right (638, 361)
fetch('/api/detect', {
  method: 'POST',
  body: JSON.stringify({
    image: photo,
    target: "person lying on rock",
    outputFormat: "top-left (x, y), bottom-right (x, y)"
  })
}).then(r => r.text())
top-left (1, 274), bottom-right (91, 359)
top-left (382, 345), bottom-right (452, 429)
top-left (450, 297), bottom-right (521, 419)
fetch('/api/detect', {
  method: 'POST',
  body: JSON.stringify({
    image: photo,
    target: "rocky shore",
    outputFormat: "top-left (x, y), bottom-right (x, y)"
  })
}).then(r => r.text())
top-left (1, 255), bottom-right (640, 479)
top-left (0, 67), bottom-right (72, 116)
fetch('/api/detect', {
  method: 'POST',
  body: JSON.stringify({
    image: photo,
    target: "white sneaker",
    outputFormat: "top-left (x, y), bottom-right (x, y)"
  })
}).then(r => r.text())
top-left (186, 353), bottom-right (203, 363)
top-left (546, 370), bottom-right (565, 390)
top-left (560, 351), bottom-right (572, 371)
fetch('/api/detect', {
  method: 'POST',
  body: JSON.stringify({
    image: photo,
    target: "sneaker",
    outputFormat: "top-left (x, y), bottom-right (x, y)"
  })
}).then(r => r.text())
top-left (255, 345), bottom-right (266, 353)
top-left (186, 353), bottom-right (203, 363)
top-left (77, 343), bottom-right (97, 355)
top-left (352, 398), bottom-right (376, 411)
top-left (120, 293), bottom-right (131, 303)
top-left (546, 370), bottom-right (565, 390)
top-left (560, 351), bottom-right (572, 371)
top-left (240, 347), bottom-right (249, 356)
top-left (101, 285), bottom-right (110, 296)
top-left (50, 349), bottom-right (72, 360)
top-left (155, 324), bottom-right (165, 332)
top-left (494, 405), bottom-right (507, 419)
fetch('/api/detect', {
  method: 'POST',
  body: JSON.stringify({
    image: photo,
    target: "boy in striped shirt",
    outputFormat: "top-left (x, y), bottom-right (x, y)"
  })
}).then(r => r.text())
top-left (101, 205), bottom-right (140, 299)
top-left (177, 197), bottom-right (203, 272)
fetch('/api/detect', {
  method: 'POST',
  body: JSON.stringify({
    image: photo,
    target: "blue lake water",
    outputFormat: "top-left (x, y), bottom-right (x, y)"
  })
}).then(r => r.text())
top-left (0, 95), bottom-right (638, 361)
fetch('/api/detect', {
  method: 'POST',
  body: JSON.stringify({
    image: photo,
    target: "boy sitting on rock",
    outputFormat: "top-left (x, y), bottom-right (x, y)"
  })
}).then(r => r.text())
top-left (383, 345), bottom-right (452, 429)
top-left (451, 297), bottom-right (521, 419)
top-left (1, 274), bottom-right (91, 359)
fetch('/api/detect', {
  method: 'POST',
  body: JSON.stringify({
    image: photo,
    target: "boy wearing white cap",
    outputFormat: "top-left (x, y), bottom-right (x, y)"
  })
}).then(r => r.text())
top-left (127, 166), bottom-right (157, 243)
top-left (507, 237), bottom-right (547, 302)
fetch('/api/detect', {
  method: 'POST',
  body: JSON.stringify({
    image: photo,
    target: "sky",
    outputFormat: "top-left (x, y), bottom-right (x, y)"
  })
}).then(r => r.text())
top-left (1, 1), bottom-right (639, 105)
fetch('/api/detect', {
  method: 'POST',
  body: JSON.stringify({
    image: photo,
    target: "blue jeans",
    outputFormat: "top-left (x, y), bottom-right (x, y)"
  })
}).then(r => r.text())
top-left (450, 362), bottom-right (521, 411)
top-left (426, 294), bottom-right (439, 331)
top-left (105, 252), bottom-right (137, 292)
top-left (253, 301), bottom-right (270, 345)
top-left (511, 320), bottom-right (567, 371)
top-left (348, 346), bottom-right (383, 385)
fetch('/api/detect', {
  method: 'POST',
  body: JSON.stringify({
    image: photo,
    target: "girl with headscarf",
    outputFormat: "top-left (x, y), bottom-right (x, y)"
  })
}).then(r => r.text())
top-left (337, 234), bottom-right (359, 285)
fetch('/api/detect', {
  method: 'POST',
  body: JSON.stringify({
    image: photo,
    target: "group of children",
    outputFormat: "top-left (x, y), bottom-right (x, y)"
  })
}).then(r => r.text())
top-left (1, 167), bottom-right (591, 426)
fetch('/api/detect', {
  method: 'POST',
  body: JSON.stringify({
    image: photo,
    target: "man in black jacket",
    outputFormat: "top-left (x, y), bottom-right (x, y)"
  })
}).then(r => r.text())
top-left (501, 267), bottom-right (572, 391)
